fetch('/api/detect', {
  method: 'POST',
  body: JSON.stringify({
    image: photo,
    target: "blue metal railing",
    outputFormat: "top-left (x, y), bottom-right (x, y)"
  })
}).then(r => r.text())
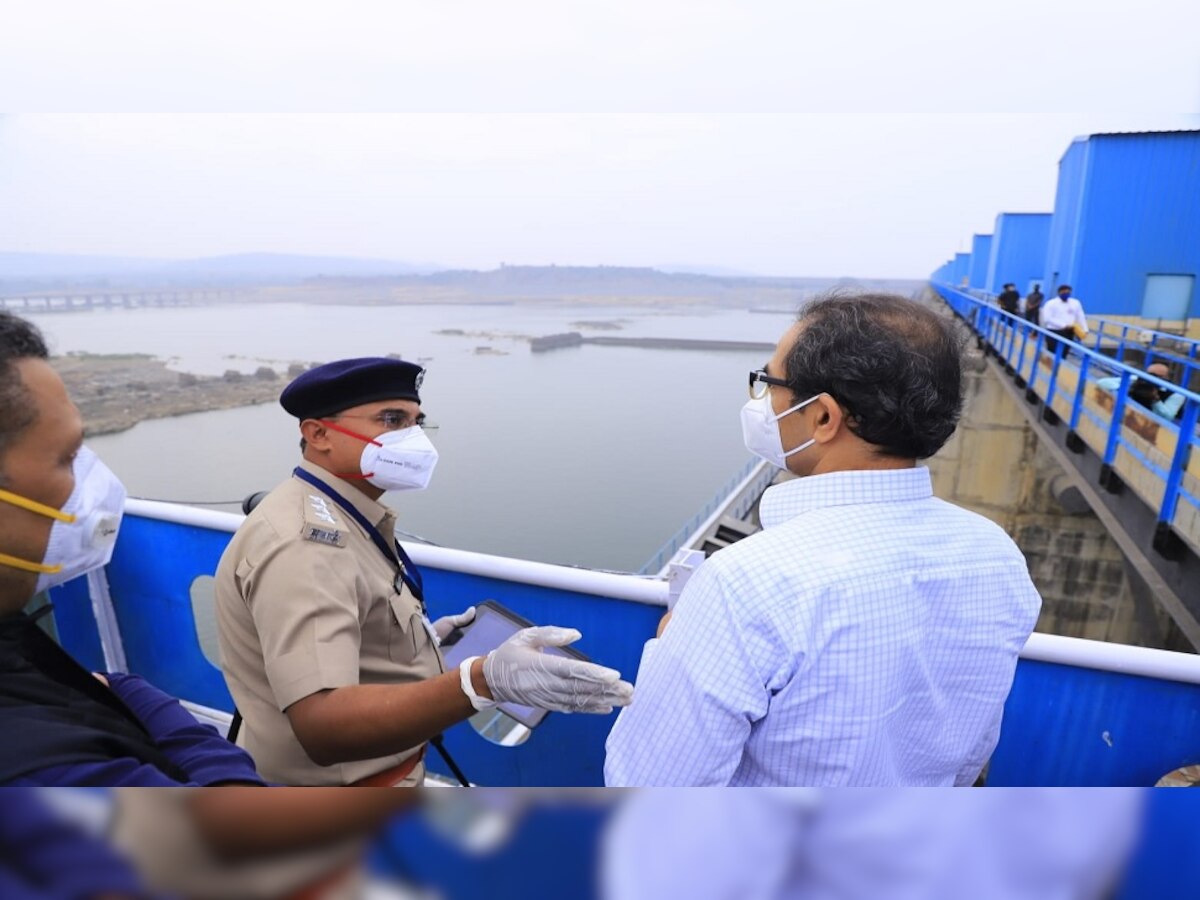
top-left (1089, 318), bottom-right (1200, 394)
top-left (637, 458), bottom-right (775, 575)
top-left (58, 499), bottom-right (1200, 788)
top-left (968, 287), bottom-right (1200, 391)
top-left (935, 282), bottom-right (1200, 546)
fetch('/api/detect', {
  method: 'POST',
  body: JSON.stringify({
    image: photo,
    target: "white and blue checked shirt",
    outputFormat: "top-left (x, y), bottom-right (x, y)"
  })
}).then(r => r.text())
top-left (605, 467), bottom-right (1042, 786)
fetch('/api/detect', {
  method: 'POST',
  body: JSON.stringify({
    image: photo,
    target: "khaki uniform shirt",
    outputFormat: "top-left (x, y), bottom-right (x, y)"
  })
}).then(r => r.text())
top-left (215, 459), bottom-right (444, 785)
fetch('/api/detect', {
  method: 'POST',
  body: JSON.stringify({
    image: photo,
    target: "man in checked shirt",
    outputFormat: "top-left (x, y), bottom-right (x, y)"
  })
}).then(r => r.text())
top-left (606, 292), bottom-right (1042, 786)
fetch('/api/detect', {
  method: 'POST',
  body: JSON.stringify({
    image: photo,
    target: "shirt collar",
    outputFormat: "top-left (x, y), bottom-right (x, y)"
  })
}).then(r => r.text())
top-left (759, 466), bottom-right (933, 529)
top-left (295, 458), bottom-right (394, 529)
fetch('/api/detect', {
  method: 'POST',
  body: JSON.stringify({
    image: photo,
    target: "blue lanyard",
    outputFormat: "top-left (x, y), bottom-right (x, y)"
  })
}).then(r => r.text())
top-left (292, 468), bottom-right (425, 604)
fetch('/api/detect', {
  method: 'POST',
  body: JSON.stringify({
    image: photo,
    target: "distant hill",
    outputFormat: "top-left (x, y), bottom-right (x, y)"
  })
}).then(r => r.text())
top-left (159, 253), bottom-right (437, 281)
top-left (657, 263), bottom-right (762, 278)
top-left (0, 251), bottom-right (439, 290)
top-left (303, 265), bottom-right (926, 308)
top-left (348, 264), bottom-right (921, 294)
top-left (0, 252), bottom-right (166, 282)
top-left (1, 254), bottom-right (923, 306)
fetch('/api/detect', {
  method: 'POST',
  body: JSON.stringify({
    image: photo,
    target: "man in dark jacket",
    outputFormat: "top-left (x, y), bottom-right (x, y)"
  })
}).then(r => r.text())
top-left (0, 311), bottom-right (264, 786)
top-left (998, 283), bottom-right (1021, 316)
top-left (1024, 284), bottom-right (1044, 325)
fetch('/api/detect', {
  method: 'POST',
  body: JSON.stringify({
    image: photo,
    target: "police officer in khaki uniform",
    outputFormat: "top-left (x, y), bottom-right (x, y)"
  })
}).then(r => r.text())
top-left (215, 358), bottom-right (632, 786)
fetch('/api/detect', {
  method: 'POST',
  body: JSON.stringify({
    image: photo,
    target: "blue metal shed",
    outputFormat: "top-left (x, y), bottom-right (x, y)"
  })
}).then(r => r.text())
top-left (968, 234), bottom-right (992, 289)
top-left (952, 251), bottom-right (971, 286)
top-left (986, 213), bottom-right (1051, 296)
top-left (1043, 130), bottom-right (1200, 319)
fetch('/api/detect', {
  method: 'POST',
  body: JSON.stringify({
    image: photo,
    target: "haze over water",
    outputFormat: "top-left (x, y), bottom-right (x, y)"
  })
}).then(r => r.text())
top-left (30, 302), bottom-right (792, 572)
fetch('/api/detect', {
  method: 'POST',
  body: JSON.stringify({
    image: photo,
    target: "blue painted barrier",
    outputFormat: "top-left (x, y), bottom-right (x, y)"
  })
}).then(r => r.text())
top-left (933, 282), bottom-right (1200, 546)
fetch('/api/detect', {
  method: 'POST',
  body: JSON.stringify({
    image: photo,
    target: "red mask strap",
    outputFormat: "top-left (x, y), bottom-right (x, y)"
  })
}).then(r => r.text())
top-left (317, 419), bottom-right (379, 479)
top-left (319, 419), bottom-right (384, 447)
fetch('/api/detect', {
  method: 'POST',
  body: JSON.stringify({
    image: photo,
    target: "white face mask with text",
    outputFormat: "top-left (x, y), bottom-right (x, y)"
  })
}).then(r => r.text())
top-left (360, 425), bottom-right (440, 492)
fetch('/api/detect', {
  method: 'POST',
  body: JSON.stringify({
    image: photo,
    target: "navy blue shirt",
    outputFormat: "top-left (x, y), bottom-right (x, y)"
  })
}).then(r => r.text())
top-left (8, 673), bottom-right (263, 787)
top-left (0, 788), bottom-right (158, 898)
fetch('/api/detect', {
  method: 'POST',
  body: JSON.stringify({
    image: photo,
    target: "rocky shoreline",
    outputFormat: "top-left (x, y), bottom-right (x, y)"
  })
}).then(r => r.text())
top-left (52, 353), bottom-right (293, 436)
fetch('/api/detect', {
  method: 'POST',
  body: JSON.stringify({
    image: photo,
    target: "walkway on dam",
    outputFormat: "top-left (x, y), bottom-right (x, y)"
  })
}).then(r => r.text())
top-left (934, 283), bottom-right (1200, 648)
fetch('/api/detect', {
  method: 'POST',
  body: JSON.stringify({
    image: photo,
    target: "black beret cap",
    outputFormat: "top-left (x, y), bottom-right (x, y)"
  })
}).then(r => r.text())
top-left (280, 357), bottom-right (425, 419)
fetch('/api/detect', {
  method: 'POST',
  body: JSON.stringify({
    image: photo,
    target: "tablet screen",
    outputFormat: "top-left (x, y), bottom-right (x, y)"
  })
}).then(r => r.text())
top-left (441, 602), bottom-right (586, 729)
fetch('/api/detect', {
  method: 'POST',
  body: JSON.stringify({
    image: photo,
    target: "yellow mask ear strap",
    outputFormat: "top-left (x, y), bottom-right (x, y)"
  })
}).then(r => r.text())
top-left (0, 551), bottom-right (62, 575)
top-left (0, 488), bottom-right (76, 523)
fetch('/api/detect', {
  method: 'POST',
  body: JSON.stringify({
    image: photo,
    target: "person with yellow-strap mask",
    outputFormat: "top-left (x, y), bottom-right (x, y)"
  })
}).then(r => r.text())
top-left (0, 310), bottom-right (266, 786)
top-left (0, 446), bottom-right (122, 592)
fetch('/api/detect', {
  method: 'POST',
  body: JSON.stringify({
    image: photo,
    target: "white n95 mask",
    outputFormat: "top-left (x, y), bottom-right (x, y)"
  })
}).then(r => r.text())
top-left (361, 425), bottom-right (440, 492)
top-left (740, 392), bottom-right (821, 469)
top-left (0, 446), bottom-right (127, 593)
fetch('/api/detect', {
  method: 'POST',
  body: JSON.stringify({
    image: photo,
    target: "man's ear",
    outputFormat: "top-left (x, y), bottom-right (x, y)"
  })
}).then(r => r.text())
top-left (300, 419), bottom-right (332, 452)
top-left (811, 393), bottom-right (844, 445)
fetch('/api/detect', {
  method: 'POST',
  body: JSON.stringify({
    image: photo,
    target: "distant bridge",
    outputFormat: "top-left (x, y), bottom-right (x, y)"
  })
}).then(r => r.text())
top-left (0, 289), bottom-right (241, 313)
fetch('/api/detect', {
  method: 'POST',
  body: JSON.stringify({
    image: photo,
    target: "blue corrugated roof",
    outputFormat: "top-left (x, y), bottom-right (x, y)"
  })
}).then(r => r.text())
top-left (1060, 130), bottom-right (1200, 162)
top-left (1089, 129), bottom-right (1200, 137)
top-left (986, 213), bottom-right (1052, 294)
top-left (1046, 130), bottom-right (1200, 316)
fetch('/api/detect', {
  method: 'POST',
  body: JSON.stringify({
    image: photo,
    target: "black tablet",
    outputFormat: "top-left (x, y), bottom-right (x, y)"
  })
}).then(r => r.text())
top-left (440, 600), bottom-right (589, 729)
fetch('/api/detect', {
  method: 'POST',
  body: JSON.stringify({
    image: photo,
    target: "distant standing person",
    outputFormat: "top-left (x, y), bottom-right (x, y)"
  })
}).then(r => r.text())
top-left (1040, 285), bottom-right (1088, 357)
top-left (997, 283), bottom-right (1021, 316)
top-left (1024, 284), bottom-right (1044, 326)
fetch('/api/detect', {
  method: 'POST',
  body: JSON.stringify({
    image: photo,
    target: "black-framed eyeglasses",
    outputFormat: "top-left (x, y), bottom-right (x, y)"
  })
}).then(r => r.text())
top-left (334, 411), bottom-right (427, 431)
top-left (749, 368), bottom-right (789, 399)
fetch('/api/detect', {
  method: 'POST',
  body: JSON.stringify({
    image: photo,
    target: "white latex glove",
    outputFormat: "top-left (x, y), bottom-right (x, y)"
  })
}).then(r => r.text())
top-left (431, 606), bottom-right (476, 644)
top-left (483, 626), bottom-right (634, 714)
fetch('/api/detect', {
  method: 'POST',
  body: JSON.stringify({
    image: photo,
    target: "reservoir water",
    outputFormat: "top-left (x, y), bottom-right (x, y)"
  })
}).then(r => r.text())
top-left (29, 302), bottom-right (794, 572)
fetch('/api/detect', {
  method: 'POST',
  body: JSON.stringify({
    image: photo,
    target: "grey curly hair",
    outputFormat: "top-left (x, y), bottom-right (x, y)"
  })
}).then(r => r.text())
top-left (783, 292), bottom-right (965, 459)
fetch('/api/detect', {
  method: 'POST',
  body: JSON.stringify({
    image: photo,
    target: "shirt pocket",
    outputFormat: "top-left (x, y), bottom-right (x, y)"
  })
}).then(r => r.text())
top-left (387, 588), bottom-right (431, 665)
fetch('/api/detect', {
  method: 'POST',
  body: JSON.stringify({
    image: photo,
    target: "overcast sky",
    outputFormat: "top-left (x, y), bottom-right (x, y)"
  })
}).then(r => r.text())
top-left (2, 1), bottom-right (1198, 278)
